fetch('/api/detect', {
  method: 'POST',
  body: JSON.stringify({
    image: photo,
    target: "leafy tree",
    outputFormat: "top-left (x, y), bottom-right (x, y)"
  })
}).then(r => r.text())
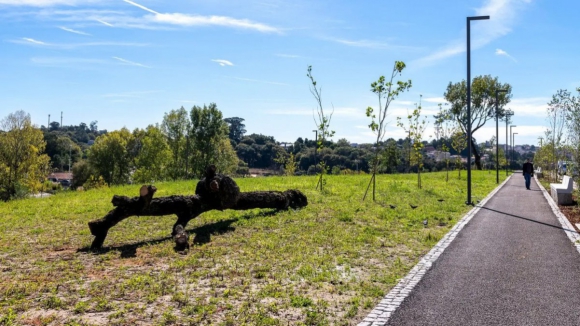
top-left (0, 111), bottom-right (50, 200)
top-left (88, 128), bottom-right (133, 185)
top-left (161, 107), bottom-right (189, 180)
top-left (188, 103), bottom-right (237, 177)
top-left (381, 139), bottom-right (400, 174)
top-left (398, 97), bottom-right (428, 188)
top-left (275, 151), bottom-right (297, 176)
top-left (546, 90), bottom-right (569, 182)
top-left (434, 104), bottom-right (453, 181)
top-left (307, 65), bottom-right (335, 191)
top-left (451, 129), bottom-right (467, 179)
top-left (364, 61), bottom-right (412, 200)
top-left (444, 75), bottom-right (512, 169)
top-left (224, 117), bottom-right (247, 144)
top-left (132, 125), bottom-right (172, 183)
top-left (72, 160), bottom-right (93, 189)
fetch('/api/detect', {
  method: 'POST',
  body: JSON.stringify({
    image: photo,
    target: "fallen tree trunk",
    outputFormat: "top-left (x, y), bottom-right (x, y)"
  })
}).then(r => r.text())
top-left (88, 166), bottom-right (308, 250)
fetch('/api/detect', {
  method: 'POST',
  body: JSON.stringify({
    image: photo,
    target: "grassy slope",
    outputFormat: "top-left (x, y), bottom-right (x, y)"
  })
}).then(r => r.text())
top-left (0, 171), bottom-right (505, 325)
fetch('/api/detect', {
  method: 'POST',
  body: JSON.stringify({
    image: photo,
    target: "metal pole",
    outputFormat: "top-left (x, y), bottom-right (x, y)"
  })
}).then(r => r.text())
top-left (513, 133), bottom-right (518, 168)
top-left (495, 89), bottom-right (507, 183)
top-left (510, 125), bottom-right (516, 171)
top-left (505, 113), bottom-right (513, 176)
top-left (466, 15), bottom-right (490, 205)
top-left (496, 92), bottom-right (499, 183)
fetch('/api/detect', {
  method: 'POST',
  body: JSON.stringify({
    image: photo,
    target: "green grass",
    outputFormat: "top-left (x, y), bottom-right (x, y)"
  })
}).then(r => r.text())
top-left (0, 171), bottom-right (504, 325)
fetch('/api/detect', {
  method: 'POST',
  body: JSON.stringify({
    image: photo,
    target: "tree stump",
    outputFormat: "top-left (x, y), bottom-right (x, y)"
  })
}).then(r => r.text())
top-left (87, 165), bottom-right (308, 251)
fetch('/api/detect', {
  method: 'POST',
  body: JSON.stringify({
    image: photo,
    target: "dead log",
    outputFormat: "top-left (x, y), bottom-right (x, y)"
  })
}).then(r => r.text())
top-left (88, 165), bottom-right (307, 250)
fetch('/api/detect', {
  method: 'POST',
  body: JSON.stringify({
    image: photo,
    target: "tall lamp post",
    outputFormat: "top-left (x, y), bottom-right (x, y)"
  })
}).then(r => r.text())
top-left (510, 125), bottom-right (516, 171)
top-left (505, 111), bottom-right (513, 176)
top-left (466, 15), bottom-right (490, 205)
top-left (495, 89), bottom-right (508, 183)
top-left (513, 132), bottom-right (519, 168)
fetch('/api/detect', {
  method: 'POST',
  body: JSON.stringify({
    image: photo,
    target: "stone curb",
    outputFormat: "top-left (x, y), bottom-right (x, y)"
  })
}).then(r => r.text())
top-left (534, 175), bottom-right (580, 250)
top-left (357, 175), bottom-right (513, 326)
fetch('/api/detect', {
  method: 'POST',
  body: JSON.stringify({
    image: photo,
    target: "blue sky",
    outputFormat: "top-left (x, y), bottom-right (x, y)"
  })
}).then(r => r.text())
top-left (1, 0), bottom-right (578, 147)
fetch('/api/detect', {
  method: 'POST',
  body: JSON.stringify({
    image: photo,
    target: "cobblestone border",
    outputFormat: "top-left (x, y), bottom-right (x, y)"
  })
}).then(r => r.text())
top-left (534, 175), bottom-right (580, 250)
top-left (358, 176), bottom-right (513, 326)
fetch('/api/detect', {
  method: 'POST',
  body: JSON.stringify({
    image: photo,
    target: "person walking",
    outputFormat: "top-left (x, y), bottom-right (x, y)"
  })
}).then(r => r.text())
top-left (522, 158), bottom-right (534, 190)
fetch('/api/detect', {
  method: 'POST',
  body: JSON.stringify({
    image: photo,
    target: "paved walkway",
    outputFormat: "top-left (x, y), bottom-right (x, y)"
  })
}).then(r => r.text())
top-left (380, 174), bottom-right (580, 326)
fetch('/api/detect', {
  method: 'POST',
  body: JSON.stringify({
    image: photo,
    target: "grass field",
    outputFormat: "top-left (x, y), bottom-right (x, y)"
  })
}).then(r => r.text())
top-left (0, 171), bottom-right (505, 325)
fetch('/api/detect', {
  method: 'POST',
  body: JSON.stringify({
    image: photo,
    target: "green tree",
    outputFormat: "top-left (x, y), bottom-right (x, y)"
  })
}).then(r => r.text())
top-left (132, 125), bottom-right (172, 183)
top-left (224, 117), bottom-right (247, 145)
top-left (0, 111), bottom-right (50, 200)
top-left (451, 129), bottom-right (467, 179)
top-left (307, 65), bottom-right (335, 191)
top-left (397, 97), bottom-right (428, 188)
top-left (444, 75), bottom-right (512, 170)
top-left (434, 103), bottom-right (453, 182)
top-left (381, 139), bottom-right (400, 174)
top-left (188, 103), bottom-right (237, 177)
top-left (364, 61), bottom-right (412, 200)
top-left (71, 160), bottom-right (93, 189)
top-left (88, 128), bottom-right (133, 185)
top-left (161, 107), bottom-right (189, 180)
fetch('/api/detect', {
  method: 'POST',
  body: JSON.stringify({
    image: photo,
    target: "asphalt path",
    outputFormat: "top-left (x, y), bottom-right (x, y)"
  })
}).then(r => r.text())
top-left (387, 174), bottom-right (580, 326)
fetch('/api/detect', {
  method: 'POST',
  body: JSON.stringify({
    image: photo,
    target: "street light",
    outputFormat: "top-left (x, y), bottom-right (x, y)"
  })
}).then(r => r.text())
top-left (510, 125), bottom-right (516, 171)
top-left (495, 89), bottom-right (508, 183)
top-left (505, 110), bottom-right (513, 176)
top-left (513, 132), bottom-right (519, 168)
top-left (466, 15), bottom-right (490, 205)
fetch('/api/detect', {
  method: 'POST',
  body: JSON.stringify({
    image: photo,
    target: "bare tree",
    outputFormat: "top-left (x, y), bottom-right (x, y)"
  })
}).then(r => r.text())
top-left (307, 66), bottom-right (335, 191)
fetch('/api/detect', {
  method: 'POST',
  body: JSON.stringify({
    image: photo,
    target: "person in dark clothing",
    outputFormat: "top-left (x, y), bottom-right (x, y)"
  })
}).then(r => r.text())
top-left (522, 159), bottom-right (534, 190)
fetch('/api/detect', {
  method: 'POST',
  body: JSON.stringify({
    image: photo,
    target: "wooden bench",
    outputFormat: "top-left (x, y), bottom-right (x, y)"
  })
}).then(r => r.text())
top-left (550, 176), bottom-right (573, 205)
top-left (535, 167), bottom-right (543, 178)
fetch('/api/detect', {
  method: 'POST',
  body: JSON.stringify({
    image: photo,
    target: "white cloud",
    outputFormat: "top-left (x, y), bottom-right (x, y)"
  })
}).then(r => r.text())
top-left (232, 77), bottom-right (288, 86)
top-left (508, 97), bottom-right (549, 117)
top-left (122, 0), bottom-right (280, 33)
top-left (0, 0), bottom-right (77, 6)
top-left (331, 38), bottom-right (420, 51)
top-left (22, 37), bottom-right (47, 45)
top-left (59, 26), bottom-right (90, 35)
top-left (96, 19), bottom-right (113, 27)
top-left (212, 59), bottom-right (233, 67)
top-left (30, 56), bottom-right (108, 66)
top-left (495, 48), bottom-right (517, 62)
top-left (112, 56), bottom-right (149, 68)
top-left (267, 107), bottom-right (363, 117)
top-left (102, 90), bottom-right (163, 98)
top-left (275, 53), bottom-right (301, 58)
top-left (423, 97), bottom-right (447, 104)
top-left (414, 0), bottom-right (531, 66)
top-left (11, 39), bottom-right (148, 48)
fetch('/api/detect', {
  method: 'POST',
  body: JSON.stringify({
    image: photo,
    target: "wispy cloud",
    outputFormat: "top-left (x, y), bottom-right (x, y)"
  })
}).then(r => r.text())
top-left (59, 26), bottom-right (90, 36)
top-left (414, 0), bottom-right (531, 67)
top-left (267, 107), bottom-right (363, 117)
top-left (331, 38), bottom-right (420, 51)
top-left (508, 97), bottom-right (549, 117)
top-left (11, 39), bottom-right (148, 49)
top-left (212, 59), bottom-right (233, 67)
top-left (30, 56), bottom-right (109, 67)
top-left (22, 37), bottom-right (46, 45)
top-left (0, 0), bottom-right (77, 6)
top-left (112, 56), bottom-right (149, 68)
top-left (96, 19), bottom-right (113, 27)
top-left (122, 0), bottom-right (280, 33)
top-left (102, 90), bottom-right (163, 98)
top-left (232, 77), bottom-right (288, 86)
top-left (495, 48), bottom-right (517, 62)
top-left (275, 53), bottom-right (301, 58)
top-left (423, 97), bottom-right (447, 104)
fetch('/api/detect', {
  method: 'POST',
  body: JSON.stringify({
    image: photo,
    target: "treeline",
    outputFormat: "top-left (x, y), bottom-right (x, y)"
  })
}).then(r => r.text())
top-left (1, 102), bottom-right (536, 200)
